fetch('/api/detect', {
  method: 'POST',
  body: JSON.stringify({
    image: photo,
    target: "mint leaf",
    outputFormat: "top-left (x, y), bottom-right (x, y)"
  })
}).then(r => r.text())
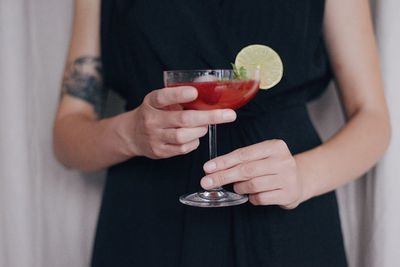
top-left (231, 63), bottom-right (247, 80)
top-left (231, 63), bottom-right (239, 78)
top-left (239, 66), bottom-right (247, 80)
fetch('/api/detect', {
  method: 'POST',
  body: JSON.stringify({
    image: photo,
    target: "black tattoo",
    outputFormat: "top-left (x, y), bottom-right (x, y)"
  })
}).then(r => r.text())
top-left (62, 56), bottom-right (107, 116)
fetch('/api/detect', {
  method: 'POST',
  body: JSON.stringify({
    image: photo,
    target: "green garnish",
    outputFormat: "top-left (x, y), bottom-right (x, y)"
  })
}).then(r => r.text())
top-left (231, 63), bottom-right (247, 80)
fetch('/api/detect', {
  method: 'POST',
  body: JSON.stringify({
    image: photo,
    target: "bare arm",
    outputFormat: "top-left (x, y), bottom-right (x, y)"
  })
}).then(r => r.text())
top-left (295, 0), bottom-right (391, 200)
top-left (53, 0), bottom-right (132, 171)
top-left (198, 0), bottom-right (390, 208)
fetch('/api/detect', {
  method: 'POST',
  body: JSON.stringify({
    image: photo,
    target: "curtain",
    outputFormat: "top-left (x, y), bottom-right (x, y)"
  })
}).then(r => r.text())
top-left (0, 1), bottom-right (104, 266)
top-left (368, 0), bottom-right (400, 265)
top-left (0, 0), bottom-right (398, 266)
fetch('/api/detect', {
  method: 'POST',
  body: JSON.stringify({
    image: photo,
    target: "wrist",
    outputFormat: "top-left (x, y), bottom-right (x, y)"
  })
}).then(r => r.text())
top-left (112, 110), bottom-right (141, 158)
top-left (294, 153), bottom-right (317, 203)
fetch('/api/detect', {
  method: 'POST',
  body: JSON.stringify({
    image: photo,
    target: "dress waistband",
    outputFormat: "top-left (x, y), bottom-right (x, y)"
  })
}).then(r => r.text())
top-left (122, 76), bottom-right (330, 117)
top-left (236, 76), bottom-right (330, 118)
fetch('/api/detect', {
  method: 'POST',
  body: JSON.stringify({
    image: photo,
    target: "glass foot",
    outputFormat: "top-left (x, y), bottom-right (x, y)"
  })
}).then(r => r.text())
top-left (179, 189), bottom-right (248, 208)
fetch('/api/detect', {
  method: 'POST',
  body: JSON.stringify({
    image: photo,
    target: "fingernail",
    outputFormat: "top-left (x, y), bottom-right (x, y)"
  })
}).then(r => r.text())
top-left (201, 177), bottom-right (214, 189)
top-left (204, 161), bottom-right (217, 172)
top-left (222, 110), bottom-right (236, 121)
top-left (183, 88), bottom-right (197, 99)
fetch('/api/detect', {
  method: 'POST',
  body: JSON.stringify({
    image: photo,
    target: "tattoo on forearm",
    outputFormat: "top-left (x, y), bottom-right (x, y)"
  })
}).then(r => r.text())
top-left (62, 56), bottom-right (107, 116)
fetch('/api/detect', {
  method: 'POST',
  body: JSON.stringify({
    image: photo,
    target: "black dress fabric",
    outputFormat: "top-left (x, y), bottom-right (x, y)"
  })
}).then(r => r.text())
top-left (92, 1), bottom-right (348, 266)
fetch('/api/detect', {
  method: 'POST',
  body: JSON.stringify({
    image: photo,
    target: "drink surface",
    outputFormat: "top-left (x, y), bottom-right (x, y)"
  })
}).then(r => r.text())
top-left (168, 80), bottom-right (260, 110)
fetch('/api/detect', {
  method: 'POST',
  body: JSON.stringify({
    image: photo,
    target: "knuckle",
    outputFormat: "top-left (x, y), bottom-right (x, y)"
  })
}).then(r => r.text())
top-left (247, 179), bottom-right (259, 192)
top-left (143, 113), bottom-right (156, 129)
top-left (178, 112), bottom-right (192, 127)
top-left (172, 88), bottom-right (182, 100)
top-left (150, 90), bottom-right (163, 106)
top-left (179, 141), bottom-right (197, 154)
top-left (284, 204), bottom-right (297, 210)
top-left (193, 139), bottom-right (200, 149)
top-left (200, 127), bottom-right (208, 136)
top-left (283, 190), bottom-right (295, 202)
top-left (240, 163), bottom-right (256, 178)
top-left (214, 173), bottom-right (225, 186)
top-left (178, 144), bottom-right (189, 154)
top-left (235, 148), bottom-right (247, 162)
top-left (149, 140), bottom-right (158, 150)
top-left (259, 194), bottom-right (270, 205)
top-left (174, 129), bottom-right (186, 144)
top-left (288, 157), bottom-right (297, 169)
top-left (249, 197), bottom-right (260, 206)
top-left (233, 183), bottom-right (241, 194)
top-left (282, 200), bottom-right (295, 209)
top-left (144, 92), bottom-right (153, 104)
top-left (177, 114), bottom-right (186, 126)
top-left (254, 194), bottom-right (265, 205)
top-left (287, 201), bottom-right (300, 209)
top-left (217, 157), bottom-right (228, 169)
top-left (283, 190), bottom-right (298, 205)
top-left (274, 139), bottom-right (288, 151)
top-left (210, 111), bottom-right (221, 123)
top-left (148, 154), bottom-right (160, 160)
top-left (150, 146), bottom-right (163, 159)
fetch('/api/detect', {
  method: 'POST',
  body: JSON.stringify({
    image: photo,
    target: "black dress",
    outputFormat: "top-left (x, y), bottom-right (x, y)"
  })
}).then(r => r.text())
top-left (92, 0), bottom-right (348, 266)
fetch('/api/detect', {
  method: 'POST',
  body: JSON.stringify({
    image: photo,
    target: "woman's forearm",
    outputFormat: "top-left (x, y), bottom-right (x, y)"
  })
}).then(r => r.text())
top-left (297, 0), bottom-right (393, 200)
top-left (53, 86), bottom-right (235, 172)
top-left (53, 112), bottom-right (136, 172)
top-left (296, 107), bottom-right (391, 201)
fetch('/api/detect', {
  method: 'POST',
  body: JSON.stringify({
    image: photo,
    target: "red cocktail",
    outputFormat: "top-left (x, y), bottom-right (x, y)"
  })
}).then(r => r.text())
top-left (168, 80), bottom-right (260, 110)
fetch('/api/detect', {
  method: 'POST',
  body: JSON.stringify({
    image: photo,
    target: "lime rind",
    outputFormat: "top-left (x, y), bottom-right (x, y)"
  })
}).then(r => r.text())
top-left (235, 44), bottom-right (283, 90)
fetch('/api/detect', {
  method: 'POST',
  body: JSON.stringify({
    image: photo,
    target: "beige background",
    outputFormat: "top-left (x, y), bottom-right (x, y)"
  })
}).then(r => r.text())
top-left (0, 0), bottom-right (399, 266)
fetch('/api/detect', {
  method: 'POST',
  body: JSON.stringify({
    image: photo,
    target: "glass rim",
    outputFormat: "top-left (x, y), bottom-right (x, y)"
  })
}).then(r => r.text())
top-left (163, 69), bottom-right (234, 74)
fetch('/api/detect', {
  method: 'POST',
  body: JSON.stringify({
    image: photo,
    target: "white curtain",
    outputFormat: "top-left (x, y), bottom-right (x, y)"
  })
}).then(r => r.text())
top-left (0, 1), bottom-right (104, 267)
top-left (0, 0), bottom-right (399, 266)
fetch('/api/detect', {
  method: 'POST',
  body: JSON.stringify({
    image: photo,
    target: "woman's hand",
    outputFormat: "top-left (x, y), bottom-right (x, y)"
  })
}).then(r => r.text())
top-left (200, 140), bottom-right (306, 209)
top-left (117, 86), bottom-right (237, 159)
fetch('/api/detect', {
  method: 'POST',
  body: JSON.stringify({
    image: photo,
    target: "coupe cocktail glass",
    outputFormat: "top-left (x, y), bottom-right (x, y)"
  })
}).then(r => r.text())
top-left (164, 69), bottom-right (260, 207)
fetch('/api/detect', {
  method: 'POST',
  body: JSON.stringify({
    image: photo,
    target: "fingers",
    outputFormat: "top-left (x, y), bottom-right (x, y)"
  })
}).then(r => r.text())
top-left (146, 87), bottom-right (237, 128)
top-left (248, 190), bottom-right (286, 206)
top-left (152, 140), bottom-right (200, 159)
top-left (233, 175), bottom-right (282, 194)
top-left (197, 137), bottom-right (301, 209)
top-left (164, 139), bottom-right (201, 157)
top-left (161, 127), bottom-right (208, 145)
top-left (200, 157), bottom-right (279, 189)
top-left (147, 86), bottom-right (198, 108)
top-left (163, 109), bottom-right (236, 128)
top-left (203, 139), bottom-right (288, 173)
top-left (248, 190), bottom-right (299, 208)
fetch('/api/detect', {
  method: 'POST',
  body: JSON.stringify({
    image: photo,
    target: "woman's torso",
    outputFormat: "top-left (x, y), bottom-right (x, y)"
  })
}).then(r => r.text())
top-left (92, 1), bottom-right (348, 266)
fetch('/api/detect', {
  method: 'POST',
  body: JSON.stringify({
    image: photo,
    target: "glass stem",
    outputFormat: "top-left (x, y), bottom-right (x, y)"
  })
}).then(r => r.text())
top-left (208, 124), bottom-right (223, 192)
